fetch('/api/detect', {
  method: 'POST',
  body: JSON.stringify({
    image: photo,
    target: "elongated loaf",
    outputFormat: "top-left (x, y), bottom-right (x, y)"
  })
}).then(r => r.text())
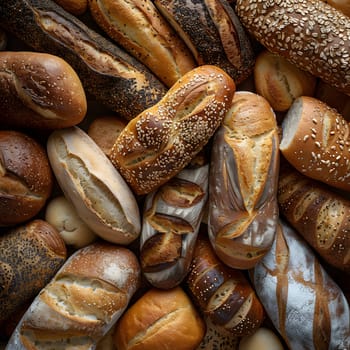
top-left (0, 219), bottom-right (67, 323)
top-left (235, 0), bottom-right (350, 96)
top-left (6, 242), bottom-right (141, 350)
top-left (280, 96), bottom-right (350, 192)
top-left (252, 220), bottom-right (350, 350)
top-left (0, 130), bottom-right (53, 226)
top-left (0, 51), bottom-right (86, 129)
top-left (208, 91), bottom-right (280, 269)
top-left (47, 126), bottom-right (141, 245)
top-left (154, 0), bottom-right (255, 84)
top-left (186, 234), bottom-right (265, 337)
top-left (88, 0), bottom-right (196, 87)
top-left (0, 0), bottom-right (167, 120)
top-left (110, 65), bottom-right (235, 195)
top-left (278, 163), bottom-right (350, 273)
top-left (140, 152), bottom-right (209, 289)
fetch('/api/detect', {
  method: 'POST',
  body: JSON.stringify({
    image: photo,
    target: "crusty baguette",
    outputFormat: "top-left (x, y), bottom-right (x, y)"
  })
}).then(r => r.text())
top-left (0, 219), bottom-right (67, 323)
top-left (278, 163), bottom-right (350, 273)
top-left (0, 0), bottom-right (167, 121)
top-left (279, 96), bottom-right (350, 192)
top-left (208, 91), bottom-right (280, 269)
top-left (0, 51), bottom-right (86, 129)
top-left (154, 0), bottom-right (255, 85)
top-left (5, 242), bottom-right (141, 350)
top-left (113, 287), bottom-right (206, 350)
top-left (140, 152), bottom-right (209, 289)
top-left (110, 65), bottom-right (236, 196)
top-left (47, 126), bottom-right (141, 245)
top-left (252, 220), bottom-right (350, 350)
top-left (235, 0), bottom-right (350, 96)
top-left (186, 234), bottom-right (265, 337)
top-left (88, 0), bottom-right (196, 87)
top-left (0, 130), bottom-right (53, 226)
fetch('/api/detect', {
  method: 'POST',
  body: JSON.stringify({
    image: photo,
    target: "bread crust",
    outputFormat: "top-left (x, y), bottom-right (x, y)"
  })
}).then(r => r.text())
top-left (110, 65), bottom-right (235, 195)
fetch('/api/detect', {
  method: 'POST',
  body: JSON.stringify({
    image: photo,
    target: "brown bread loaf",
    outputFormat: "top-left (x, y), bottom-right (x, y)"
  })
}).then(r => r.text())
top-left (208, 91), bottom-right (280, 269)
top-left (0, 219), bottom-right (67, 323)
top-left (110, 65), bottom-right (236, 196)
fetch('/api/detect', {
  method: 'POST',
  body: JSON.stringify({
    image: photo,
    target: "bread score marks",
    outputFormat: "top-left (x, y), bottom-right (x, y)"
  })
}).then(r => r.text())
top-left (110, 65), bottom-right (235, 195)
top-left (253, 221), bottom-right (350, 350)
top-left (235, 0), bottom-right (350, 96)
top-left (208, 91), bottom-right (280, 270)
top-left (47, 127), bottom-right (141, 245)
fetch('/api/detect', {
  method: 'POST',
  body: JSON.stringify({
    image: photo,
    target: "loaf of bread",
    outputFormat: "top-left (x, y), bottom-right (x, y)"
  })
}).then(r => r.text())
top-left (186, 234), bottom-right (265, 337)
top-left (278, 163), bottom-right (350, 273)
top-left (252, 220), bottom-right (350, 350)
top-left (47, 126), bottom-right (141, 245)
top-left (0, 219), bottom-right (67, 323)
top-left (238, 327), bottom-right (284, 350)
top-left (54, 0), bottom-right (87, 15)
top-left (113, 286), bottom-right (206, 350)
top-left (110, 65), bottom-right (235, 195)
top-left (235, 0), bottom-right (350, 96)
top-left (88, 0), bottom-right (196, 87)
top-left (254, 49), bottom-right (316, 112)
top-left (0, 130), bottom-right (53, 226)
top-left (140, 152), bottom-right (209, 289)
top-left (0, 0), bottom-right (167, 120)
top-left (0, 51), bottom-right (86, 129)
top-left (5, 242), bottom-right (141, 350)
top-left (154, 0), bottom-right (255, 85)
top-left (279, 96), bottom-right (350, 192)
top-left (208, 91), bottom-right (280, 269)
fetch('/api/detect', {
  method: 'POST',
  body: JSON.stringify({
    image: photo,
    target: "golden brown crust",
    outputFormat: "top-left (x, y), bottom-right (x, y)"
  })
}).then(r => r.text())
top-left (54, 0), bottom-right (88, 15)
top-left (0, 130), bottom-right (53, 226)
top-left (280, 96), bottom-right (350, 192)
top-left (110, 65), bottom-right (235, 195)
top-left (88, 0), bottom-right (196, 87)
top-left (235, 0), bottom-right (350, 96)
top-left (113, 287), bottom-right (206, 350)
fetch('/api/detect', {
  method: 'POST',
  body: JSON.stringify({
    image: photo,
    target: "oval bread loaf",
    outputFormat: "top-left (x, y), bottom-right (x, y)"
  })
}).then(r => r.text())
top-left (235, 0), bottom-right (350, 96)
top-left (280, 96), bottom-right (350, 192)
top-left (5, 242), bottom-right (141, 350)
top-left (110, 64), bottom-right (236, 196)
top-left (0, 130), bottom-right (53, 226)
top-left (0, 51), bottom-right (87, 129)
top-left (47, 126), bottom-right (141, 245)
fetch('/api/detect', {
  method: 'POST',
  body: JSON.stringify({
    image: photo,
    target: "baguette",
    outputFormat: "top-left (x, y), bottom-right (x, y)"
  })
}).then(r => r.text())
top-left (279, 96), bottom-right (350, 192)
top-left (252, 220), bottom-right (350, 350)
top-left (140, 152), bottom-right (209, 289)
top-left (0, 51), bottom-right (86, 129)
top-left (47, 126), bottom-right (141, 245)
top-left (88, 0), bottom-right (196, 87)
top-left (278, 163), bottom-right (350, 273)
top-left (208, 91), bottom-right (280, 269)
top-left (5, 242), bottom-right (141, 350)
top-left (0, 130), bottom-right (53, 226)
top-left (0, 0), bottom-right (167, 120)
top-left (154, 0), bottom-right (255, 85)
top-left (235, 0), bottom-right (350, 96)
top-left (0, 219), bottom-right (67, 323)
top-left (110, 65), bottom-right (235, 195)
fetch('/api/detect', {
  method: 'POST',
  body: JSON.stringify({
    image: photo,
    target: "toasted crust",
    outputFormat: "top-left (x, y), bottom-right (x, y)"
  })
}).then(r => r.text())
top-left (110, 65), bottom-right (235, 195)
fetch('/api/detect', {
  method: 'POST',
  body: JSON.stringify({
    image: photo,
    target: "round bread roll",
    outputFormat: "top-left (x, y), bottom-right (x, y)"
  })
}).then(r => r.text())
top-left (45, 195), bottom-right (97, 249)
top-left (113, 287), bottom-right (206, 350)
top-left (239, 327), bottom-right (284, 350)
top-left (254, 50), bottom-right (316, 112)
top-left (0, 130), bottom-right (53, 226)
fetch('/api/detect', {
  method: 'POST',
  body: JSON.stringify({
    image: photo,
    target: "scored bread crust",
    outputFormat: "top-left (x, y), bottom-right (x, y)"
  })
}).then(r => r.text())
top-left (110, 64), bottom-right (236, 196)
top-left (208, 91), bottom-right (280, 269)
top-left (280, 96), bottom-right (350, 192)
top-left (88, 0), bottom-right (196, 87)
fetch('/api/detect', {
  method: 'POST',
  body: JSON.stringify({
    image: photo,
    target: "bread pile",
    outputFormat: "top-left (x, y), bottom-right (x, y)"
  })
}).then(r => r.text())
top-left (0, 0), bottom-right (349, 349)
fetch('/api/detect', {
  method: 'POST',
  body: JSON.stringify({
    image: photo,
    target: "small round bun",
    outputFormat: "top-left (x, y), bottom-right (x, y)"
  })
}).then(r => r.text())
top-left (113, 287), bottom-right (206, 350)
top-left (239, 327), bottom-right (284, 350)
top-left (45, 196), bottom-right (97, 249)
